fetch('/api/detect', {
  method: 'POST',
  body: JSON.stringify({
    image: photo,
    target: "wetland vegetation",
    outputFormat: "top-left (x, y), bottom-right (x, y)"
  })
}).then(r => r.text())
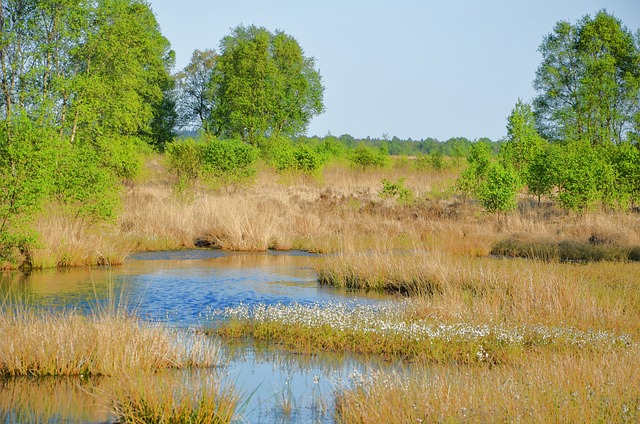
top-left (1, 2), bottom-right (640, 423)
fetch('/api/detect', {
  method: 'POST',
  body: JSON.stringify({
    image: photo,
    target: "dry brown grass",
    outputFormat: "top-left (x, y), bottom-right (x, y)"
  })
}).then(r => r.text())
top-left (0, 306), bottom-right (221, 377)
top-left (336, 348), bottom-right (640, 423)
top-left (317, 250), bottom-right (640, 334)
top-left (31, 209), bottom-right (131, 268)
top-left (20, 156), bottom-right (640, 270)
top-left (113, 157), bottom-right (640, 258)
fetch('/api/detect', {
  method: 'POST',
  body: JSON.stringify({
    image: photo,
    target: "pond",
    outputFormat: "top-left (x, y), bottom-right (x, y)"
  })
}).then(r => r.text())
top-left (0, 250), bottom-right (399, 423)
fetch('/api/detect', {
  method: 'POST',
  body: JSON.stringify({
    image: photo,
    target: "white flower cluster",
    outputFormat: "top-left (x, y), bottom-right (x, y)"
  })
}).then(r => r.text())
top-left (208, 300), bottom-right (634, 349)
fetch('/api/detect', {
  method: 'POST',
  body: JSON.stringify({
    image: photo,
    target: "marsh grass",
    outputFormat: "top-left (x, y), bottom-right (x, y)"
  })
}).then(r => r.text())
top-left (0, 305), bottom-right (221, 377)
top-left (109, 372), bottom-right (238, 424)
top-left (335, 349), bottom-right (640, 423)
top-left (32, 209), bottom-right (130, 268)
top-left (212, 300), bottom-right (634, 364)
top-left (492, 237), bottom-right (640, 262)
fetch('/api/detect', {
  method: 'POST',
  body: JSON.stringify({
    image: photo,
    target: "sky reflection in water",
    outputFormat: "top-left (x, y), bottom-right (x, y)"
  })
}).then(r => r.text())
top-left (0, 250), bottom-right (394, 423)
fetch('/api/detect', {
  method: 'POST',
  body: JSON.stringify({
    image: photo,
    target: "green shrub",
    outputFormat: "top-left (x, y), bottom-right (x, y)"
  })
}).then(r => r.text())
top-left (165, 138), bottom-right (204, 188)
top-left (379, 178), bottom-right (415, 205)
top-left (477, 163), bottom-right (520, 215)
top-left (314, 137), bottom-right (345, 162)
top-left (293, 144), bottom-right (322, 173)
top-left (350, 144), bottom-right (388, 169)
top-left (414, 154), bottom-right (431, 171)
top-left (430, 150), bottom-right (444, 170)
top-left (260, 137), bottom-right (296, 171)
top-left (201, 137), bottom-right (258, 182)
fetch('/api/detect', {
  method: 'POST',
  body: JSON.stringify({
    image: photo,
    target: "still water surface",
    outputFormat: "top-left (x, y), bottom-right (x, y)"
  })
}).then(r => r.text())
top-left (0, 250), bottom-right (397, 423)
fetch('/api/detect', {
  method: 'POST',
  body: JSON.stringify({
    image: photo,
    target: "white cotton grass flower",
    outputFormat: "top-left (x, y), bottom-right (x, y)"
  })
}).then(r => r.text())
top-left (207, 300), bottom-right (634, 350)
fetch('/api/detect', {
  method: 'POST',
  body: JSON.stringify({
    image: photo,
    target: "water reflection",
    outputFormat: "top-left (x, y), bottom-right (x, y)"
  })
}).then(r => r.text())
top-left (0, 250), bottom-right (394, 423)
top-left (1, 250), bottom-right (385, 326)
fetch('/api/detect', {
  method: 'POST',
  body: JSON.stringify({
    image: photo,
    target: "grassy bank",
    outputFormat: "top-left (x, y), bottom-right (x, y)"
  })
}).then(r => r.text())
top-left (335, 349), bottom-right (640, 423)
top-left (0, 306), bottom-right (220, 377)
top-left (0, 304), bottom-right (239, 422)
top-left (3, 156), bottom-right (639, 269)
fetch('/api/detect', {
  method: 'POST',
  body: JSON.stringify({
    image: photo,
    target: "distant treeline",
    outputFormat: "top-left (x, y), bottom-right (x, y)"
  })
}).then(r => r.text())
top-left (178, 130), bottom-right (502, 157)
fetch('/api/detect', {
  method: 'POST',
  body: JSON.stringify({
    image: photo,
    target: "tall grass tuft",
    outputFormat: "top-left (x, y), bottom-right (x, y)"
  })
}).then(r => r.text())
top-left (335, 349), bottom-right (640, 423)
top-left (0, 305), bottom-right (221, 377)
top-left (110, 373), bottom-right (238, 424)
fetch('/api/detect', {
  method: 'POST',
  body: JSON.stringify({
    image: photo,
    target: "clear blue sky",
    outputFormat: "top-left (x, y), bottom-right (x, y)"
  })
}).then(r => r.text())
top-left (147, 0), bottom-right (639, 141)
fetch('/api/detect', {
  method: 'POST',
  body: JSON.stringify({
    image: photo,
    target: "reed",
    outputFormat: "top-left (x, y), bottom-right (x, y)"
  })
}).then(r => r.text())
top-left (110, 372), bottom-right (238, 424)
top-left (31, 209), bottom-right (130, 268)
top-left (335, 348), bottom-right (640, 423)
top-left (0, 305), bottom-right (221, 377)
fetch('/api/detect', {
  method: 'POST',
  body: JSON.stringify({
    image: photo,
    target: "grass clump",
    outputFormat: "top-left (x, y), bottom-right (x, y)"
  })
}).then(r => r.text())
top-left (110, 373), bottom-right (238, 424)
top-left (335, 350), bottom-right (640, 423)
top-left (211, 301), bottom-right (632, 363)
top-left (492, 238), bottom-right (637, 262)
top-left (316, 251), bottom-right (444, 294)
top-left (0, 306), bottom-right (220, 377)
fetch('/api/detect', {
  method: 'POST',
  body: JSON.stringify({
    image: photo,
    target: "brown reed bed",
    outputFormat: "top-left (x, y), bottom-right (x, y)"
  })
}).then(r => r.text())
top-left (14, 157), bottom-right (640, 270)
top-left (335, 348), bottom-right (640, 423)
top-left (0, 305), bottom-right (221, 377)
top-left (317, 251), bottom-right (640, 333)
top-left (109, 372), bottom-right (238, 424)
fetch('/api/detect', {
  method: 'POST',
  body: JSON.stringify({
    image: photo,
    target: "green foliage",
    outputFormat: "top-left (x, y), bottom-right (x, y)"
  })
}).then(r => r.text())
top-left (379, 178), bottom-right (415, 205)
top-left (609, 142), bottom-right (640, 207)
top-left (313, 136), bottom-right (346, 163)
top-left (176, 49), bottom-right (218, 134)
top-left (429, 150), bottom-right (445, 171)
top-left (166, 137), bottom-right (259, 188)
top-left (456, 142), bottom-right (493, 195)
top-left (260, 137), bottom-right (323, 173)
top-left (556, 141), bottom-right (613, 212)
top-left (165, 138), bottom-right (203, 189)
top-left (52, 144), bottom-right (121, 222)
top-left (526, 143), bottom-right (562, 202)
top-left (501, 100), bottom-right (548, 180)
top-left (0, 115), bottom-right (56, 262)
top-left (201, 138), bottom-right (259, 182)
top-left (477, 163), bottom-right (521, 215)
top-left (293, 144), bottom-right (322, 173)
top-left (533, 10), bottom-right (640, 144)
top-left (0, 0), bottom-right (175, 266)
top-left (350, 144), bottom-right (388, 169)
top-left (209, 25), bottom-right (324, 144)
top-left (260, 137), bottom-right (296, 171)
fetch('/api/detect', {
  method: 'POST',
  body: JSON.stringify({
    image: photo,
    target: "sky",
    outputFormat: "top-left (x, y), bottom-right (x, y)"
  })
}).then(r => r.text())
top-left (147, 0), bottom-right (640, 141)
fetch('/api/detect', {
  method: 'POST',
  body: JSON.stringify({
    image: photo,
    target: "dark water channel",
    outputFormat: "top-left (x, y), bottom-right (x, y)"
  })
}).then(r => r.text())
top-left (0, 250), bottom-right (396, 423)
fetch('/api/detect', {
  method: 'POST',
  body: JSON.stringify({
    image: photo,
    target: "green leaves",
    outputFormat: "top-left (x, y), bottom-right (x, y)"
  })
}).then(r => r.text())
top-left (534, 10), bottom-right (640, 145)
top-left (0, 0), bottom-right (173, 265)
top-left (208, 25), bottom-right (324, 145)
top-left (477, 163), bottom-right (521, 215)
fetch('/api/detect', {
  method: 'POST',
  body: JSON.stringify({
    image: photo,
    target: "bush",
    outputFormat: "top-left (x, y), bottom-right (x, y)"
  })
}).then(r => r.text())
top-left (261, 137), bottom-right (323, 174)
top-left (350, 144), bottom-right (388, 169)
top-left (201, 137), bottom-right (258, 182)
top-left (165, 138), bottom-right (204, 188)
top-left (293, 144), bottom-right (322, 173)
top-left (477, 163), bottom-right (520, 215)
top-left (379, 178), bottom-right (414, 205)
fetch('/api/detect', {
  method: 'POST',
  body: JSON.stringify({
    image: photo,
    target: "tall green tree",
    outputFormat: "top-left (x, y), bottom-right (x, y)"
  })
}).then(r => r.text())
top-left (175, 48), bottom-right (217, 134)
top-left (501, 100), bottom-right (548, 186)
top-left (210, 25), bottom-right (324, 145)
top-left (533, 10), bottom-right (640, 145)
top-left (0, 0), bottom-right (175, 261)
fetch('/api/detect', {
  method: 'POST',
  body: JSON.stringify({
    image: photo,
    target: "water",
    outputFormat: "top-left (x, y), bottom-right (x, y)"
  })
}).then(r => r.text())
top-left (0, 250), bottom-right (395, 423)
